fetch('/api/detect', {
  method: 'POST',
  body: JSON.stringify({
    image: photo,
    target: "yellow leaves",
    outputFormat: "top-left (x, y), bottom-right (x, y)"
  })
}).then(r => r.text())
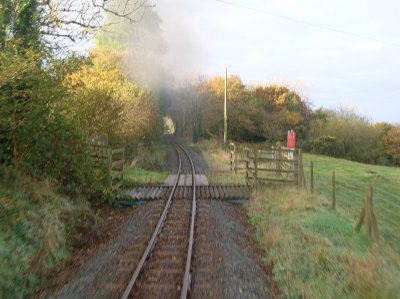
top-left (275, 92), bottom-right (288, 105)
top-left (203, 75), bottom-right (245, 102)
top-left (383, 126), bottom-right (400, 162)
top-left (64, 49), bottom-right (161, 149)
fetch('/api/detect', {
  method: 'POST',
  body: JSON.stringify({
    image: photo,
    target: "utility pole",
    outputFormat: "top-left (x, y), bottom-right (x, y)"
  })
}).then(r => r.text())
top-left (224, 66), bottom-right (228, 147)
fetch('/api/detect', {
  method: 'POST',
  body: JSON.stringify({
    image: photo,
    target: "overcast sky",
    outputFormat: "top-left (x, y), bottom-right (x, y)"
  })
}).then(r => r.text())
top-left (155, 0), bottom-right (400, 123)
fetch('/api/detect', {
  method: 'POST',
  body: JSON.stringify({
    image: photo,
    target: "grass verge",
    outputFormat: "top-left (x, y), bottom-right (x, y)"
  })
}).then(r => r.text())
top-left (123, 167), bottom-right (168, 187)
top-left (196, 139), bottom-right (400, 298)
top-left (123, 140), bottom-right (169, 187)
top-left (0, 166), bottom-right (96, 298)
top-left (192, 139), bottom-right (245, 185)
top-left (303, 153), bottom-right (400, 254)
top-left (250, 186), bottom-right (400, 298)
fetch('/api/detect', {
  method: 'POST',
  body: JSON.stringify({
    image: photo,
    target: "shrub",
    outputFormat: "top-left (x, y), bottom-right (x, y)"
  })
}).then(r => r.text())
top-left (310, 136), bottom-right (337, 156)
top-left (0, 166), bottom-right (92, 298)
top-left (383, 126), bottom-right (400, 165)
top-left (65, 50), bottom-right (163, 157)
top-left (0, 48), bottom-right (104, 196)
top-left (307, 107), bottom-right (389, 165)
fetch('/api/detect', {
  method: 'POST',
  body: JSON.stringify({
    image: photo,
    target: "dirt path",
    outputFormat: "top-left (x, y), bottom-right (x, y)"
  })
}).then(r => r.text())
top-left (35, 138), bottom-right (272, 298)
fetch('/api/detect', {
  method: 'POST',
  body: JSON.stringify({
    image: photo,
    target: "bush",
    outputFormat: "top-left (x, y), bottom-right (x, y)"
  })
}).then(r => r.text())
top-left (307, 107), bottom-right (389, 165)
top-left (0, 47), bottom-right (108, 197)
top-left (65, 50), bottom-right (163, 158)
top-left (0, 166), bottom-right (93, 298)
top-left (310, 136), bottom-right (337, 156)
top-left (383, 126), bottom-right (400, 165)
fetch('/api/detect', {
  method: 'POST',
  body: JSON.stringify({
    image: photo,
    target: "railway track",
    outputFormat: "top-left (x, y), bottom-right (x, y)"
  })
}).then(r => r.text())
top-left (121, 143), bottom-right (197, 299)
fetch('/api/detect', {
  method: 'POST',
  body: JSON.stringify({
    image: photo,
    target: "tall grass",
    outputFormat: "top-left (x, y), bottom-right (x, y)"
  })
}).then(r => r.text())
top-left (250, 187), bottom-right (400, 298)
top-left (192, 139), bottom-right (245, 185)
top-left (0, 166), bottom-right (93, 298)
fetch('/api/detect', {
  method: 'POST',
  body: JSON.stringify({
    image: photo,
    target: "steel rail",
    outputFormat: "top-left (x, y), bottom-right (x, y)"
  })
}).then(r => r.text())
top-left (121, 145), bottom-right (182, 299)
top-left (178, 144), bottom-right (197, 299)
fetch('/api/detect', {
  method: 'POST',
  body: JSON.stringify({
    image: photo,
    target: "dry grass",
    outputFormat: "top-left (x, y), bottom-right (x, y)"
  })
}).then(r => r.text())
top-left (192, 139), bottom-right (245, 185)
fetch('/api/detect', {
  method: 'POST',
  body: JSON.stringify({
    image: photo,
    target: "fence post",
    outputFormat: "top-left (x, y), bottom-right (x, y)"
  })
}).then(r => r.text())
top-left (297, 149), bottom-right (303, 187)
top-left (245, 148), bottom-right (250, 188)
top-left (230, 142), bottom-right (236, 173)
top-left (369, 186), bottom-right (379, 241)
top-left (332, 171), bottom-right (336, 210)
top-left (254, 148), bottom-right (258, 190)
top-left (355, 186), bottom-right (379, 240)
top-left (300, 151), bottom-right (307, 190)
top-left (310, 161), bottom-right (314, 193)
top-left (107, 147), bottom-right (113, 191)
top-left (277, 141), bottom-right (282, 175)
top-left (122, 147), bottom-right (125, 181)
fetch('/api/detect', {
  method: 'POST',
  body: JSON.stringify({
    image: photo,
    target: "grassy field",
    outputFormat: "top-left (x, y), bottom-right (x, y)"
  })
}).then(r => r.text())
top-left (250, 186), bottom-right (400, 298)
top-left (303, 153), bottom-right (400, 254)
top-left (123, 140), bottom-right (170, 187)
top-left (197, 140), bottom-right (400, 298)
top-left (123, 167), bottom-right (168, 187)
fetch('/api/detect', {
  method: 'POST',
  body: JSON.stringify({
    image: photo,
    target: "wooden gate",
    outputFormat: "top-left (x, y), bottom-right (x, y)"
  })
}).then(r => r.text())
top-left (230, 142), bottom-right (306, 189)
top-left (90, 136), bottom-right (125, 191)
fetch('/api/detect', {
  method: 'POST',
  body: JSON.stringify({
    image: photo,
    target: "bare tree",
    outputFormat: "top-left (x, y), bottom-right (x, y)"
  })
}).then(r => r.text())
top-left (4, 0), bottom-right (153, 47)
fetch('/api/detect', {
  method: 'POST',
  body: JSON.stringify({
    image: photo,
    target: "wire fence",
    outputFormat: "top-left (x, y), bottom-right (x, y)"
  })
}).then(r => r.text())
top-left (303, 160), bottom-right (400, 253)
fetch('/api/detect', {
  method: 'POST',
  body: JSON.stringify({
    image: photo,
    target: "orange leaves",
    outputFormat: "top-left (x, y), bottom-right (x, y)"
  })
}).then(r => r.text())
top-left (64, 49), bottom-right (161, 150)
top-left (383, 126), bottom-right (400, 163)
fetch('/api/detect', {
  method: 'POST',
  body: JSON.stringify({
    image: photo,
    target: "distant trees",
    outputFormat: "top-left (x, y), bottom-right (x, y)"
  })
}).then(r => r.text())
top-left (308, 106), bottom-right (394, 165)
top-left (65, 50), bottom-right (162, 154)
top-left (169, 75), bottom-right (312, 144)
top-left (384, 126), bottom-right (400, 165)
top-left (169, 76), bottom-right (398, 167)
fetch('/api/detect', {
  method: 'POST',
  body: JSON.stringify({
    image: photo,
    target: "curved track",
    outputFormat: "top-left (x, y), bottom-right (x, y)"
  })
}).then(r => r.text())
top-left (121, 142), bottom-right (197, 299)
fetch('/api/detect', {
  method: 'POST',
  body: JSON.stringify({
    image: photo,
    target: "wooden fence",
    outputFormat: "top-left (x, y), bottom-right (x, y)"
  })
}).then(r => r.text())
top-left (230, 142), bottom-right (248, 173)
top-left (90, 142), bottom-right (125, 191)
top-left (230, 142), bottom-right (306, 189)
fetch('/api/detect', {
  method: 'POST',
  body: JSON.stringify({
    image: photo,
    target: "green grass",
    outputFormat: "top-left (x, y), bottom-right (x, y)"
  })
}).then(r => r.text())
top-left (196, 140), bottom-right (400, 298)
top-left (123, 139), bottom-right (169, 187)
top-left (0, 166), bottom-right (93, 298)
top-left (123, 167), bottom-right (168, 187)
top-left (250, 186), bottom-right (400, 299)
top-left (303, 153), bottom-right (400, 253)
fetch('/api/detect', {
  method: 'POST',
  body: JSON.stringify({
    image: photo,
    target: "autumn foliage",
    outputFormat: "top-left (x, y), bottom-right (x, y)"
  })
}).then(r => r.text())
top-left (65, 50), bottom-right (162, 154)
top-left (383, 126), bottom-right (400, 164)
top-left (170, 75), bottom-right (311, 144)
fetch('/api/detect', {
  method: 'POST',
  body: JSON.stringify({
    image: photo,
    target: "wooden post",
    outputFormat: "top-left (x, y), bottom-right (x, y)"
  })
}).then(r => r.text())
top-left (332, 171), bottom-right (336, 210)
top-left (294, 150), bottom-right (298, 186)
top-left (369, 186), bottom-right (379, 241)
top-left (230, 142), bottom-right (236, 173)
top-left (310, 161), bottom-right (314, 193)
top-left (245, 148), bottom-right (249, 188)
top-left (224, 66), bottom-right (228, 148)
top-left (297, 149), bottom-right (302, 187)
top-left (254, 148), bottom-right (258, 190)
top-left (108, 148), bottom-right (112, 191)
top-left (277, 142), bottom-right (282, 175)
top-left (122, 147), bottom-right (125, 181)
top-left (355, 185), bottom-right (379, 240)
top-left (300, 151), bottom-right (307, 190)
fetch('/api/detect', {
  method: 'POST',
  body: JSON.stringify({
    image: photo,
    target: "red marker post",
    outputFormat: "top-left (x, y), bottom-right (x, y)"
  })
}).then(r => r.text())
top-left (287, 130), bottom-right (296, 149)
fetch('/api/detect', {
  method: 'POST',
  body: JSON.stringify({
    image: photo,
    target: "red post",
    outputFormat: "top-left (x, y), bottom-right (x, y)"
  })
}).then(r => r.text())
top-left (287, 130), bottom-right (296, 149)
